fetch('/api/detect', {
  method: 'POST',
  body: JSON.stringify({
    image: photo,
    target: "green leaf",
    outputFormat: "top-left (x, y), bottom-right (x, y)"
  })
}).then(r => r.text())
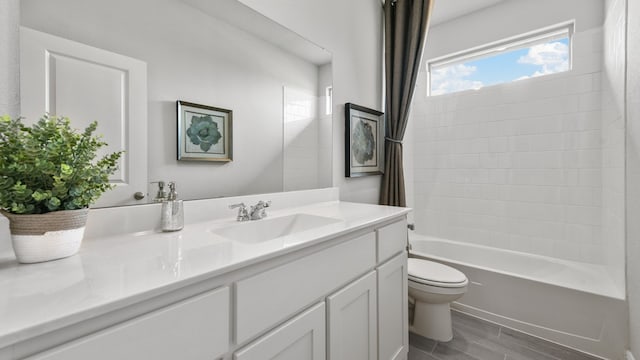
top-left (0, 115), bottom-right (122, 214)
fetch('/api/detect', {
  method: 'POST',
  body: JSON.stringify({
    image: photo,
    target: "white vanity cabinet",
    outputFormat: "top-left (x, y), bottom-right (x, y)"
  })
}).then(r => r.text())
top-left (376, 220), bottom-right (409, 360)
top-left (15, 215), bottom-right (408, 360)
top-left (234, 218), bottom-right (407, 360)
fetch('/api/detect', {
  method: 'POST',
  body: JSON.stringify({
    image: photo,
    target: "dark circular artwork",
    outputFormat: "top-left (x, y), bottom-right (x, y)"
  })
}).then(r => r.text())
top-left (186, 115), bottom-right (222, 152)
top-left (352, 119), bottom-right (376, 165)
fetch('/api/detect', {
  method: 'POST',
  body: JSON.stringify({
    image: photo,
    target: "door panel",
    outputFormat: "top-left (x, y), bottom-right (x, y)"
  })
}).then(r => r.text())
top-left (327, 271), bottom-right (377, 360)
top-left (378, 253), bottom-right (409, 360)
top-left (234, 302), bottom-right (325, 360)
top-left (20, 27), bottom-right (148, 207)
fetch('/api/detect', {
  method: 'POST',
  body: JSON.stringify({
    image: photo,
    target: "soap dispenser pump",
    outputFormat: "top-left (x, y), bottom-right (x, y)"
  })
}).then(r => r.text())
top-left (161, 182), bottom-right (184, 232)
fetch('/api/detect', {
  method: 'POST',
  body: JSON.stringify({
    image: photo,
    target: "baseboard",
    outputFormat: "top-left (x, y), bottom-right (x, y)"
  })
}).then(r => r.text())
top-left (628, 350), bottom-right (637, 360)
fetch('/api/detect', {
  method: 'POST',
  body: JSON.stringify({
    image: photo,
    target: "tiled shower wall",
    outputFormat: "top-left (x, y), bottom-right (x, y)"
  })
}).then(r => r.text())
top-left (283, 87), bottom-right (320, 191)
top-left (283, 63), bottom-right (333, 192)
top-left (410, 27), bottom-right (606, 263)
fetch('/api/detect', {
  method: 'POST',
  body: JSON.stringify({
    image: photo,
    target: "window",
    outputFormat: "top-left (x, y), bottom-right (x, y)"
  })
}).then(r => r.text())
top-left (427, 22), bottom-right (574, 96)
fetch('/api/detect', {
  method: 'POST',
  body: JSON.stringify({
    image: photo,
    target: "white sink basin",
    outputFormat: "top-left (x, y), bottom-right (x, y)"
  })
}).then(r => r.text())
top-left (213, 214), bottom-right (341, 244)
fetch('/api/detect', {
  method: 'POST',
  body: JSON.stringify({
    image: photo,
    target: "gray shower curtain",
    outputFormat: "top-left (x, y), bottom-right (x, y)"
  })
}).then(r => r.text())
top-left (380, 0), bottom-right (433, 207)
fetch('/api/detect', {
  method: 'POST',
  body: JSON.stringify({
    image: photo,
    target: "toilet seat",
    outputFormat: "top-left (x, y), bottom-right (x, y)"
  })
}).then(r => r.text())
top-left (408, 258), bottom-right (468, 288)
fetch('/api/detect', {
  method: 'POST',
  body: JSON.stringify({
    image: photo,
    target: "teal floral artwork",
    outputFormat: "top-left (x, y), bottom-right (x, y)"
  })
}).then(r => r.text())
top-left (344, 103), bottom-right (383, 177)
top-left (186, 115), bottom-right (222, 152)
top-left (352, 119), bottom-right (376, 165)
top-left (178, 101), bottom-right (232, 162)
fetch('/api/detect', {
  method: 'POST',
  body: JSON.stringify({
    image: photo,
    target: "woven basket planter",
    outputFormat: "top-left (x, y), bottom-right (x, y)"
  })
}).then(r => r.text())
top-left (1, 208), bottom-right (89, 264)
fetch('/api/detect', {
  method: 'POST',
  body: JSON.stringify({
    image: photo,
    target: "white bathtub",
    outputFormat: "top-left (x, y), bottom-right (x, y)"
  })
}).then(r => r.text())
top-left (409, 234), bottom-right (627, 360)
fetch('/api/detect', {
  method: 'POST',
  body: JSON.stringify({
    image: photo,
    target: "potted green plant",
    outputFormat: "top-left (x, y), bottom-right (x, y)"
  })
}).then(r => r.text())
top-left (0, 114), bottom-right (122, 263)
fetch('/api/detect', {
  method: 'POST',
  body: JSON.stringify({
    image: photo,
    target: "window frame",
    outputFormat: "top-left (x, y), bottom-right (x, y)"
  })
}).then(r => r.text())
top-left (426, 21), bottom-right (575, 96)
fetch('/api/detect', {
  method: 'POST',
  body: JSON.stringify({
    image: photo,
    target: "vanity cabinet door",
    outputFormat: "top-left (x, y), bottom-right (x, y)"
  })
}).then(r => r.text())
top-left (30, 287), bottom-right (230, 360)
top-left (327, 271), bottom-right (377, 360)
top-left (377, 252), bottom-right (408, 360)
top-left (234, 302), bottom-right (325, 360)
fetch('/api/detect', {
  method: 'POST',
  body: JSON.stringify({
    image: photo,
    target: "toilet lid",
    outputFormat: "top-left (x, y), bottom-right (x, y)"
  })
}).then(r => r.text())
top-left (408, 258), bottom-right (467, 287)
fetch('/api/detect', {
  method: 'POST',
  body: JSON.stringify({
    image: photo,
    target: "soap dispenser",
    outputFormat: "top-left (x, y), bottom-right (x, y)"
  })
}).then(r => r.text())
top-left (161, 182), bottom-right (184, 232)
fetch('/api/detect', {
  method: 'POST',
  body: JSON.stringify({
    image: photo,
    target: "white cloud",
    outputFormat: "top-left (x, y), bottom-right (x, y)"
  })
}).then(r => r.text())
top-left (517, 41), bottom-right (569, 77)
top-left (430, 63), bottom-right (483, 95)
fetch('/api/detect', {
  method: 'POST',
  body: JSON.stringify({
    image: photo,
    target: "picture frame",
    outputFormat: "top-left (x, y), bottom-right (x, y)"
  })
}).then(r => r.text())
top-left (344, 103), bottom-right (385, 177)
top-left (177, 100), bottom-right (233, 162)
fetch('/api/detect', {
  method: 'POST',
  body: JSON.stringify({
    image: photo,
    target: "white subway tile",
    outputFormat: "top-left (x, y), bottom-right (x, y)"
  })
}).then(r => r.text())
top-left (565, 205), bottom-right (601, 226)
top-left (506, 202), bottom-right (565, 222)
top-left (564, 169), bottom-right (579, 186)
top-left (498, 153), bottom-right (512, 168)
top-left (480, 153), bottom-right (499, 169)
top-left (567, 187), bottom-right (598, 206)
top-left (509, 136), bottom-right (531, 152)
top-left (564, 223), bottom-right (596, 244)
top-left (578, 92), bottom-right (602, 111)
top-left (486, 120), bottom-right (515, 137)
top-left (566, 73), bottom-right (594, 94)
top-left (489, 137), bottom-right (509, 152)
top-left (514, 115), bottom-right (563, 135)
top-left (489, 169), bottom-right (508, 184)
top-left (529, 133), bottom-right (565, 151)
top-left (579, 168), bottom-right (602, 187)
top-left (512, 152), bottom-right (562, 169)
top-left (578, 149), bottom-right (602, 168)
top-left (451, 154), bottom-right (480, 168)
top-left (572, 50), bottom-right (603, 74)
top-left (577, 130), bottom-right (602, 149)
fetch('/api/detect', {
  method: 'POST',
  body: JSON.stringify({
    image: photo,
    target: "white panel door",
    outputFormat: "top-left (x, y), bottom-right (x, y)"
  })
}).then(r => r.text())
top-left (378, 253), bottom-right (409, 360)
top-left (20, 27), bottom-right (148, 207)
top-left (327, 271), bottom-right (377, 360)
top-left (234, 302), bottom-right (325, 360)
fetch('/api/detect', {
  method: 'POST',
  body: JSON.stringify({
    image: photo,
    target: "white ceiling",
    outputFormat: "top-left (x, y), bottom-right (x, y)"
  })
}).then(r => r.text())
top-left (430, 0), bottom-right (507, 26)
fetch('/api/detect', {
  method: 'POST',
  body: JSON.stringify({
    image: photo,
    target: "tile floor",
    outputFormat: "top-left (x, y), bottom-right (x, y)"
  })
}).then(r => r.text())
top-left (408, 311), bottom-right (601, 360)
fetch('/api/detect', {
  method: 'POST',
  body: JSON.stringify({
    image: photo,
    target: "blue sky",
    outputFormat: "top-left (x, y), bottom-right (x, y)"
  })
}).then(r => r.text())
top-left (431, 37), bottom-right (570, 95)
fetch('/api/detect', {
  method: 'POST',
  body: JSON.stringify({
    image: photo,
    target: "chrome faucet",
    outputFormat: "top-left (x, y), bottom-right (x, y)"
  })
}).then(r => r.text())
top-left (249, 200), bottom-right (271, 220)
top-left (229, 202), bottom-right (250, 222)
top-left (230, 200), bottom-right (271, 221)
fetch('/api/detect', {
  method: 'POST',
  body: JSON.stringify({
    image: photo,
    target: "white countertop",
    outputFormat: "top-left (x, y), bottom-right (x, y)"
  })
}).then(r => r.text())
top-left (0, 200), bottom-right (409, 348)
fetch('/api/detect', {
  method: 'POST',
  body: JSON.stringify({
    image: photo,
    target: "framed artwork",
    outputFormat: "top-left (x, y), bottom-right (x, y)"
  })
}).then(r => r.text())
top-left (344, 103), bottom-right (384, 177)
top-left (177, 100), bottom-right (233, 162)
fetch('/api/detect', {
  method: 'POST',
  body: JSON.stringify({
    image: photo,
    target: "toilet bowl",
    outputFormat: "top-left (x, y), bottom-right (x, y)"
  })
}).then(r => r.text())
top-left (408, 258), bottom-right (468, 342)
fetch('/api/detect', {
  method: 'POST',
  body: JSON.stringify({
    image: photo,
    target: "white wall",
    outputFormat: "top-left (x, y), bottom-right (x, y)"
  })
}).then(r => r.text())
top-left (238, 0), bottom-right (384, 203)
top-left (627, 0), bottom-right (640, 355)
top-left (0, 0), bottom-right (19, 118)
top-left (602, 0), bottom-right (627, 304)
top-left (20, 0), bottom-right (322, 201)
top-left (0, 0), bottom-right (19, 254)
top-left (408, 0), bottom-right (611, 264)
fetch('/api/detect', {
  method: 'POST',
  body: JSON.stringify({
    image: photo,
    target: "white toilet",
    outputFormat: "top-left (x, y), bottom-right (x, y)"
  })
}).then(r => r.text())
top-left (408, 258), bottom-right (468, 342)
